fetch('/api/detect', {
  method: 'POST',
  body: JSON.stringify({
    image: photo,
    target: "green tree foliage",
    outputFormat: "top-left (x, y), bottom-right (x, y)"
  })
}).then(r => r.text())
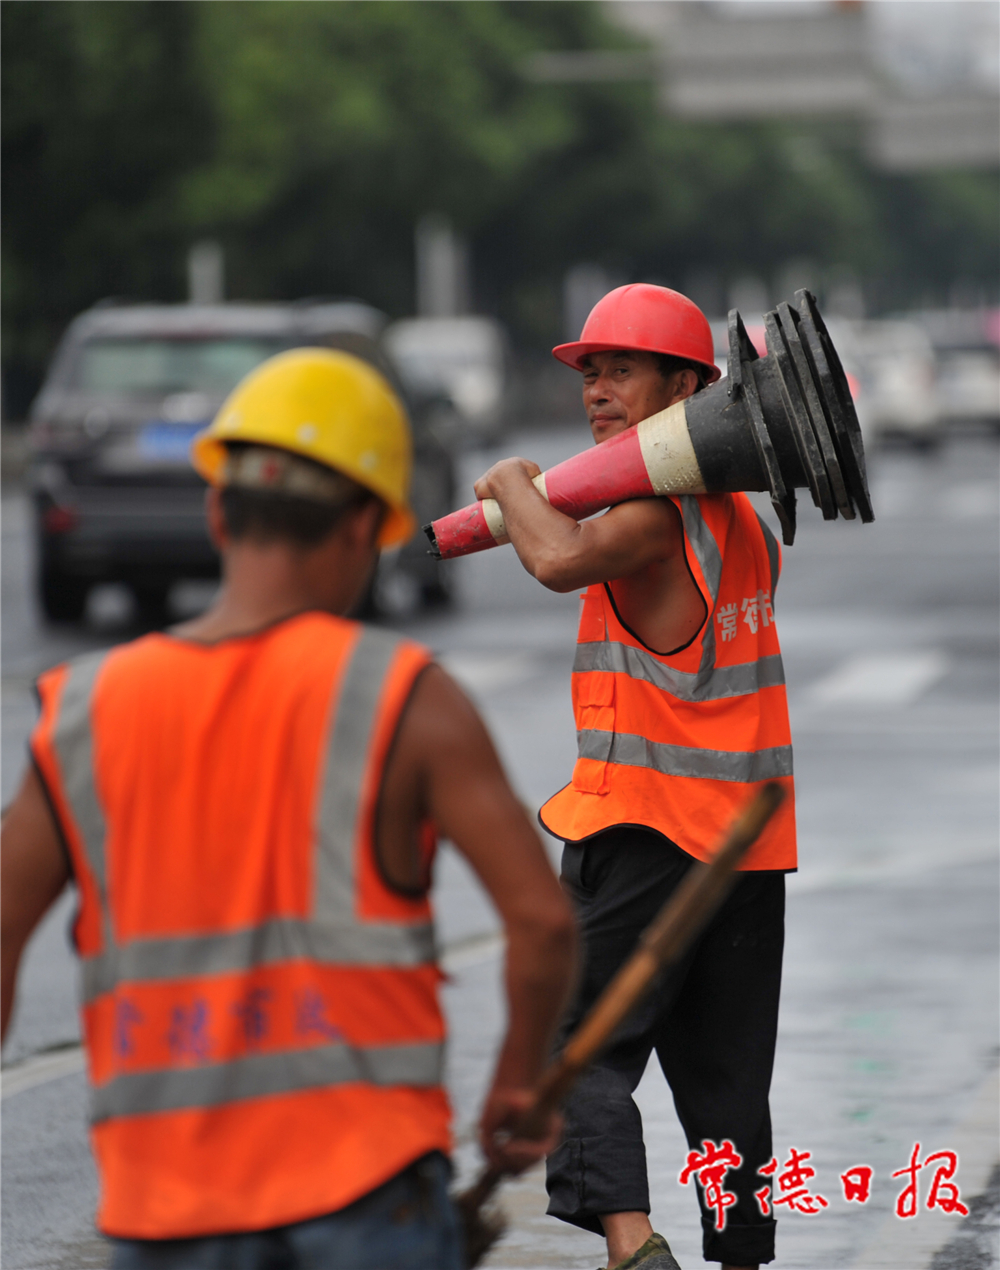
top-left (181, 1), bottom-right (623, 309)
top-left (3, 0), bottom-right (997, 413)
top-left (2, 0), bottom-right (212, 409)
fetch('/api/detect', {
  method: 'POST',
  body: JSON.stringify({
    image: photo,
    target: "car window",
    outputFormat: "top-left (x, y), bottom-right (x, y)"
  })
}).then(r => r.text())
top-left (73, 338), bottom-right (288, 395)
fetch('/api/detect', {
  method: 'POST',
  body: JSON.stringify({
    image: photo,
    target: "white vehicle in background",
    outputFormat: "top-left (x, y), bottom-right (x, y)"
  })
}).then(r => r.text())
top-left (711, 315), bottom-right (938, 449)
top-left (383, 315), bottom-right (508, 446)
top-left (833, 319), bottom-right (939, 450)
top-left (910, 309), bottom-right (1000, 434)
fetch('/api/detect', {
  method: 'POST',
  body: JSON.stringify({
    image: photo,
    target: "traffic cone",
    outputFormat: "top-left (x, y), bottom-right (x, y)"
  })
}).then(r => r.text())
top-left (424, 290), bottom-right (873, 557)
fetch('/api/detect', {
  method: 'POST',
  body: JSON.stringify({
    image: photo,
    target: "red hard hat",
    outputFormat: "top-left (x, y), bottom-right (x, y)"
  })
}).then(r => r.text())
top-left (553, 283), bottom-right (720, 383)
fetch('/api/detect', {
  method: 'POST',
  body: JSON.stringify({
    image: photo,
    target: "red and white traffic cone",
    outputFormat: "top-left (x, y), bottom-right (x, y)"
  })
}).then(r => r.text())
top-left (427, 400), bottom-right (702, 557)
top-left (424, 292), bottom-right (873, 559)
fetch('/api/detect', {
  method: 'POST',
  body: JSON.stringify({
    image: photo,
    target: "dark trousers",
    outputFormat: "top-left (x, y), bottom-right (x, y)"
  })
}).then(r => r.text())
top-left (545, 827), bottom-right (785, 1266)
top-left (109, 1152), bottom-right (461, 1270)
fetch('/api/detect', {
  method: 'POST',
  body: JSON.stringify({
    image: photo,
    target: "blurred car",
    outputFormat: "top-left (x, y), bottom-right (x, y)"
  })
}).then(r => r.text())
top-left (28, 301), bottom-right (454, 622)
top-left (711, 315), bottom-right (937, 449)
top-left (909, 309), bottom-right (1000, 434)
top-left (382, 316), bottom-right (508, 446)
top-left (830, 319), bottom-right (939, 449)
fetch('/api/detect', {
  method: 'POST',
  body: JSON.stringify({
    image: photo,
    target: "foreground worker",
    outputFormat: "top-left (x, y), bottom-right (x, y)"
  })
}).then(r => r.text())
top-left (1, 349), bottom-right (576, 1269)
top-left (472, 284), bottom-right (796, 1270)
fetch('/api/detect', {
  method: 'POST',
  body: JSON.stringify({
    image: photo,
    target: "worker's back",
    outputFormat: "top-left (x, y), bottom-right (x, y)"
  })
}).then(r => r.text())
top-left (32, 612), bottom-right (450, 1240)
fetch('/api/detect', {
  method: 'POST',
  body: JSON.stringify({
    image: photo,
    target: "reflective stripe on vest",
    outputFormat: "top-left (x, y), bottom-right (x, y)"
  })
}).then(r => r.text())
top-left (573, 640), bottom-right (785, 703)
top-left (680, 494), bottom-right (722, 687)
top-left (755, 511), bottom-right (780, 599)
top-left (51, 650), bottom-right (114, 954)
top-left (577, 729), bottom-right (794, 783)
top-left (90, 1040), bottom-right (444, 1123)
top-left (48, 626), bottom-right (443, 1121)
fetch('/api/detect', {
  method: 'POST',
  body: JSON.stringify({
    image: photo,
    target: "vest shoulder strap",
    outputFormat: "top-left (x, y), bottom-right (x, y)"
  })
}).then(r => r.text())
top-left (754, 510), bottom-right (780, 600)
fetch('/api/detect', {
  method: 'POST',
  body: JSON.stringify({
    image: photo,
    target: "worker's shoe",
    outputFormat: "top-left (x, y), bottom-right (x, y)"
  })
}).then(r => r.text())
top-left (609, 1233), bottom-right (682, 1270)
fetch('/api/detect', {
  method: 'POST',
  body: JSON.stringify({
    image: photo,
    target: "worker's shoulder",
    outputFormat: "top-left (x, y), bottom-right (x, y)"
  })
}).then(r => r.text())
top-left (272, 614), bottom-right (434, 691)
top-left (36, 615), bottom-right (433, 706)
top-left (137, 611), bottom-right (430, 671)
top-left (603, 492), bottom-right (685, 538)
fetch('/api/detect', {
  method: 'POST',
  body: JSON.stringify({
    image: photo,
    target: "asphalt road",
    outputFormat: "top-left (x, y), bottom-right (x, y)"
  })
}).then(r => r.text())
top-left (2, 425), bottom-right (998, 1270)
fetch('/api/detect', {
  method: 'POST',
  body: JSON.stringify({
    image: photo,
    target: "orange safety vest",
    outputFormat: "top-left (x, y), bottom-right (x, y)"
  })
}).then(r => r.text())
top-left (31, 613), bottom-right (450, 1240)
top-left (540, 493), bottom-right (796, 871)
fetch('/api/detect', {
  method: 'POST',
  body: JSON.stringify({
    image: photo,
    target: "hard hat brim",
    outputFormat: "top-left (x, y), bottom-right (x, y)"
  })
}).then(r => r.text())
top-left (552, 340), bottom-right (722, 384)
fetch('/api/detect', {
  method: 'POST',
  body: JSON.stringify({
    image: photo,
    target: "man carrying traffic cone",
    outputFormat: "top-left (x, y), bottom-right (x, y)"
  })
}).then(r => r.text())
top-left (472, 284), bottom-right (797, 1270)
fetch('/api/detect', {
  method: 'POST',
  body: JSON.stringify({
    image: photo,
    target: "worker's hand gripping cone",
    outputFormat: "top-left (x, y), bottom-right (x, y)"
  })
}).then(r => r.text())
top-left (425, 290), bottom-right (874, 556)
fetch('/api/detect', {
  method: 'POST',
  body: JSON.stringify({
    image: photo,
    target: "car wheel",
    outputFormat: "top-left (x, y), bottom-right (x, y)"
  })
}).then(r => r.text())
top-left (132, 581), bottom-right (172, 627)
top-left (422, 569), bottom-right (453, 609)
top-left (38, 563), bottom-right (89, 623)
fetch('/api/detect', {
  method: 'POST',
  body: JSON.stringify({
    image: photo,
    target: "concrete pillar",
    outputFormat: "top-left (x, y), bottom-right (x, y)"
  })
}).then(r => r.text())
top-left (415, 214), bottom-right (469, 317)
top-left (187, 241), bottom-right (224, 305)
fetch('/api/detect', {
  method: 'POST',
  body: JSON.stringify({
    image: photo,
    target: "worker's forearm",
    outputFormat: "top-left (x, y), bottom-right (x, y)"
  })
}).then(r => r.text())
top-left (488, 467), bottom-right (589, 592)
top-left (1, 767), bottom-right (71, 1045)
top-left (1, 941), bottom-right (22, 1041)
top-left (493, 916), bottom-right (577, 1089)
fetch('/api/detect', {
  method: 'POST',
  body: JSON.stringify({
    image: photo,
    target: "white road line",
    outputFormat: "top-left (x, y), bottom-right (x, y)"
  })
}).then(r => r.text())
top-left (790, 835), bottom-right (998, 893)
top-left (2, 1045), bottom-right (85, 1098)
top-left (440, 930), bottom-right (504, 972)
top-left (807, 650), bottom-right (951, 707)
top-left (438, 651), bottom-right (536, 694)
top-left (938, 481), bottom-right (1000, 520)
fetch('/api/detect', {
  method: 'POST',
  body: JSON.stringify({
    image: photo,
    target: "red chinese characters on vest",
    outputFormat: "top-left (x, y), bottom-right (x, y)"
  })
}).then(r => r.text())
top-left (31, 614), bottom-right (450, 1240)
top-left (541, 492), bottom-right (796, 870)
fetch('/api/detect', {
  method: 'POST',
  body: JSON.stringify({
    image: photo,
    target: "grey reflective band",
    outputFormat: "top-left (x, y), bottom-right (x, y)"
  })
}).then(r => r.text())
top-left (80, 915), bottom-right (436, 1004)
top-left (50, 652), bottom-right (113, 951)
top-left (678, 495), bottom-right (722, 602)
top-left (314, 628), bottom-right (403, 928)
top-left (578, 728), bottom-right (793, 783)
top-left (574, 641), bottom-right (785, 703)
top-left (677, 496), bottom-right (721, 683)
top-left (755, 511), bottom-right (780, 600)
top-left (90, 1040), bottom-right (445, 1124)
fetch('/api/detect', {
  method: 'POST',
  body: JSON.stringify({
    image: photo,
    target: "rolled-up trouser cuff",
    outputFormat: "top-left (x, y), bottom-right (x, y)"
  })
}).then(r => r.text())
top-left (546, 1136), bottom-right (650, 1235)
top-left (702, 1214), bottom-right (776, 1265)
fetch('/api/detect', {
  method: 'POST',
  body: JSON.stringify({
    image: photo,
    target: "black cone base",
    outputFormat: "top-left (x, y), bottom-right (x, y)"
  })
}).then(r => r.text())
top-left (685, 290), bottom-right (874, 545)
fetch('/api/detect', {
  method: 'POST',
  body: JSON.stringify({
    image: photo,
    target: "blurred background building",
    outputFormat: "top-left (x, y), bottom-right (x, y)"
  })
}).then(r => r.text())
top-left (3, 0), bottom-right (997, 415)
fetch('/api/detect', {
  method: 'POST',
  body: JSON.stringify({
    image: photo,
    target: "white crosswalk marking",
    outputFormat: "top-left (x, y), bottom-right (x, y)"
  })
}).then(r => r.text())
top-left (808, 650), bottom-right (950, 706)
top-left (2, 1046), bottom-right (85, 1099)
top-left (438, 651), bottom-right (535, 693)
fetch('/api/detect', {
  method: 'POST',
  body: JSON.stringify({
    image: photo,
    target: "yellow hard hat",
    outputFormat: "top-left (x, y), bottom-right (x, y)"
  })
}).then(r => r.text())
top-left (191, 348), bottom-right (415, 547)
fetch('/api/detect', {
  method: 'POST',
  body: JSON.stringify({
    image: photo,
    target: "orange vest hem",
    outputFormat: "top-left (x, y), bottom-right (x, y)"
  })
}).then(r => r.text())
top-left (538, 793), bottom-right (798, 873)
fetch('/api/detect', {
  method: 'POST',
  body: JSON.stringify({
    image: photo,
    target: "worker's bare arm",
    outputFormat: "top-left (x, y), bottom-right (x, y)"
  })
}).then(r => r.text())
top-left (379, 664), bottom-right (577, 1171)
top-left (1, 766), bottom-right (70, 1040)
top-left (472, 457), bottom-right (683, 593)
